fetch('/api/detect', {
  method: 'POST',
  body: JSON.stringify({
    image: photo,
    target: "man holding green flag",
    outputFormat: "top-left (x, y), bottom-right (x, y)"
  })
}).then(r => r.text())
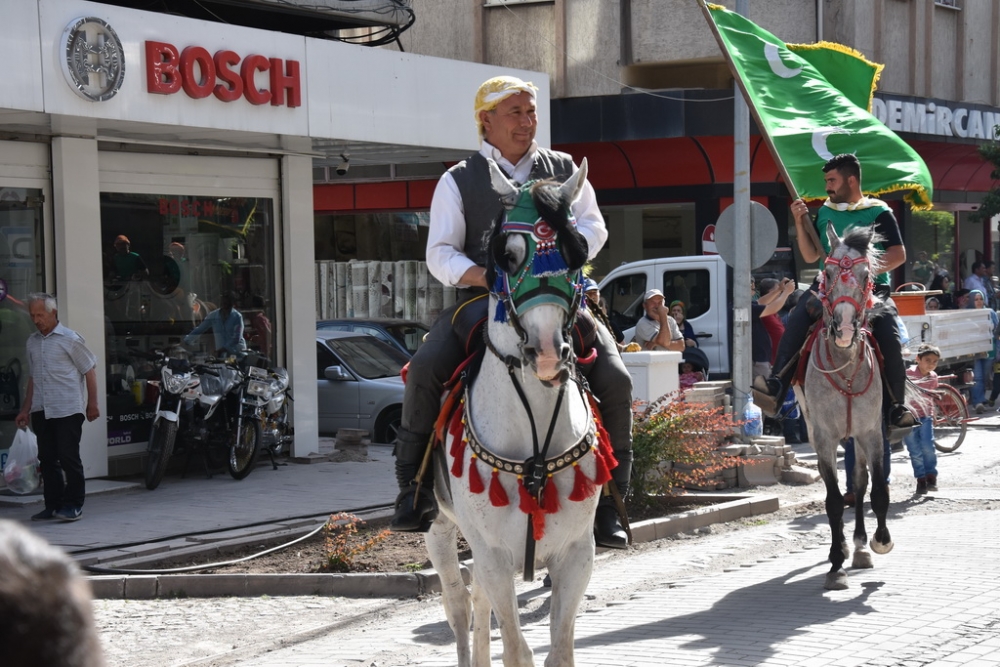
top-left (699, 2), bottom-right (933, 208)
top-left (752, 153), bottom-right (916, 440)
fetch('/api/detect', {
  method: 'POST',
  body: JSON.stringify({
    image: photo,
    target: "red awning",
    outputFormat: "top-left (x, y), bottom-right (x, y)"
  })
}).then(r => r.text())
top-left (556, 136), bottom-right (781, 192)
top-left (556, 137), bottom-right (995, 197)
top-left (908, 140), bottom-right (996, 193)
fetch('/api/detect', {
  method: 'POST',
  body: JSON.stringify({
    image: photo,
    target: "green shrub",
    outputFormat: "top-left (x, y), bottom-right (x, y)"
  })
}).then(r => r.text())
top-left (630, 393), bottom-right (740, 504)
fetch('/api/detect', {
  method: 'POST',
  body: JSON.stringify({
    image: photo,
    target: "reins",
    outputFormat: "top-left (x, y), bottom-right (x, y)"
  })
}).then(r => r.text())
top-left (484, 324), bottom-right (575, 581)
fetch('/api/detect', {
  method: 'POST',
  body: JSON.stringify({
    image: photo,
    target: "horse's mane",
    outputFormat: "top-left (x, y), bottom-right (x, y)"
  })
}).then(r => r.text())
top-left (839, 227), bottom-right (887, 277)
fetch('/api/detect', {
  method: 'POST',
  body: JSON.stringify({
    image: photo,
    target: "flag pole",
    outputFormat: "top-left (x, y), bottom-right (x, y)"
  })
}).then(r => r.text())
top-left (697, 0), bottom-right (826, 257)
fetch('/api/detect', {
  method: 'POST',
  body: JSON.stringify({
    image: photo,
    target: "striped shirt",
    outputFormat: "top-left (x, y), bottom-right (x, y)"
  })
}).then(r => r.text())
top-left (26, 323), bottom-right (97, 419)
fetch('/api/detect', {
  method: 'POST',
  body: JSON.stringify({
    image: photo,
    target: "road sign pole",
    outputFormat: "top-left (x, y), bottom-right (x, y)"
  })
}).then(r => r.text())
top-left (732, 0), bottom-right (752, 427)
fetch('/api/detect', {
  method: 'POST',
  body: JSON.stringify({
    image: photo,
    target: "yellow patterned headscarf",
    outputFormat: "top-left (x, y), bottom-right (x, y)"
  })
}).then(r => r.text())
top-left (474, 76), bottom-right (538, 137)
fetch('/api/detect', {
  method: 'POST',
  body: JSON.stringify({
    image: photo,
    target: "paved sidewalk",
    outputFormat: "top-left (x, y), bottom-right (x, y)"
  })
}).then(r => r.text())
top-left (0, 441), bottom-right (399, 559)
top-left (238, 498), bottom-right (1000, 667)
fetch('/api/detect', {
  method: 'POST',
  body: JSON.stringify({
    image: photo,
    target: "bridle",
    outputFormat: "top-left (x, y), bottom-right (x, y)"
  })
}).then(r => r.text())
top-left (818, 251), bottom-right (876, 347)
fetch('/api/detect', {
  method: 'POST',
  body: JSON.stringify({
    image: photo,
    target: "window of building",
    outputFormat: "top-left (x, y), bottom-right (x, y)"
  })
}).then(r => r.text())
top-left (100, 193), bottom-right (277, 448)
top-left (315, 212), bottom-right (428, 262)
top-left (0, 187), bottom-right (45, 467)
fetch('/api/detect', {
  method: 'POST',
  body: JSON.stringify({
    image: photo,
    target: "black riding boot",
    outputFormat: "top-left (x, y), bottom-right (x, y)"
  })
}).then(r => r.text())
top-left (390, 428), bottom-right (437, 532)
top-left (595, 451), bottom-right (631, 549)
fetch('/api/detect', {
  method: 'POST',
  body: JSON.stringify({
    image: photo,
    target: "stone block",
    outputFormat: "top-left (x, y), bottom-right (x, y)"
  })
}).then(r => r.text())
top-left (781, 465), bottom-right (821, 485)
top-left (87, 576), bottom-right (124, 600)
top-left (122, 575), bottom-right (159, 600)
top-left (737, 455), bottom-right (779, 487)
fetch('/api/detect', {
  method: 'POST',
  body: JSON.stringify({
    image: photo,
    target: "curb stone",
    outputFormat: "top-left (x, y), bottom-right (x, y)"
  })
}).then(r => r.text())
top-left (86, 493), bottom-right (779, 599)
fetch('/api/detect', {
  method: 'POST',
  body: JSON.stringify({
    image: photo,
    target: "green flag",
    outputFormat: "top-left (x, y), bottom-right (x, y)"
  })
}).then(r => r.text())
top-left (702, 3), bottom-right (933, 209)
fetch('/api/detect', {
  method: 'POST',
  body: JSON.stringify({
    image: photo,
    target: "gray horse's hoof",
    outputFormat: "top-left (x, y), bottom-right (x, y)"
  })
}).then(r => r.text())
top-left (825, 569), bottom-right (849, 590)
top-left (870, 538), bottom-right (894, 554)
top-left (852, 550), bottom-right (873, 569)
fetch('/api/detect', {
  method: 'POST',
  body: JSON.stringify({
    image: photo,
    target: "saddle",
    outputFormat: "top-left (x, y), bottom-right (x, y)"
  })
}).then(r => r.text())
top-left (792, 323), bottom-right (886, 387)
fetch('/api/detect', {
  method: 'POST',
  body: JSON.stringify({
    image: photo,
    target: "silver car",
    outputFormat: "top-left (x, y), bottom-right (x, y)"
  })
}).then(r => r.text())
top-left (316, 330), bottom-right (408, 443)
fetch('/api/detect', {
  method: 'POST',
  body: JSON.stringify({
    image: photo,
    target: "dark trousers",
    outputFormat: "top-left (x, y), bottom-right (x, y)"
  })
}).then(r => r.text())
top-left (400, 297), bottom-right (634, 484)
top-left (31, 411), bottom-right (86, 510)
top-left (772, 282), bottom-right (907, 414)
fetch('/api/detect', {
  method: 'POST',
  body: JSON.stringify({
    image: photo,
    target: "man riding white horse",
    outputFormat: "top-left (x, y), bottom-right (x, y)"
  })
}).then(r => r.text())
top-left (390, 75), bottom-right (634, 549)
top-left (753, 153), bottom-right (916, 439)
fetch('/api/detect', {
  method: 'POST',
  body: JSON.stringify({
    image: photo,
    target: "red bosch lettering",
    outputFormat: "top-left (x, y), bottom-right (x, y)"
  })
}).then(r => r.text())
top-left (144, 41), bottom-right (300, 107)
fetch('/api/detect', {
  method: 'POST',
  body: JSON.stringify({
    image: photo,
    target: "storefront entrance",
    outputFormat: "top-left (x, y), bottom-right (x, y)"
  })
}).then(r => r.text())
top-left (98, 153), bottom-right (280, 457)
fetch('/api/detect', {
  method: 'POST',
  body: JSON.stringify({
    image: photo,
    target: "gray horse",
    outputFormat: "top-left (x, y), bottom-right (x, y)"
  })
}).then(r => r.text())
top-left (795, 224), bottom-right (894, 591)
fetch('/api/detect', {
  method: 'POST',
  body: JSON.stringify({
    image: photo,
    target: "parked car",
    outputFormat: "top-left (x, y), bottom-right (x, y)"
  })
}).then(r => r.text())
top-left (316, 318), bottom-right (429, 358)
top-left (316, 330), bottom-right (408, 443)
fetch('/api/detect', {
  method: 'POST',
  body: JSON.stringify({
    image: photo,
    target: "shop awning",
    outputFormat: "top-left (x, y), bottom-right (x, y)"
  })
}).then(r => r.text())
top-left (908, 140), bottom-right (996, 194)
top-left (557, 136), bottom-right (996, 199)
top-left (555, 136), bottom-right (781, 192)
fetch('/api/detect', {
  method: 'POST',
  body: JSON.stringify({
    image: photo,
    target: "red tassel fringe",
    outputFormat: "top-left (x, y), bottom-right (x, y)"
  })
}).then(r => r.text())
top-left (518, 478), bottom-right (538, 514)
top-left (488, 469), bottom-right (509, 506)
top-left (569, 461), bottom-right (595, 502)
top-left (468, 456), bottom-right (485, 493)
top-left (541, 475), bottom-right (559, 514)
top-left (593, 445), bottom-right (612, 486)
top-left (450, 438), bottom-right (465, 478)
top-left (532, 513), bottom-right (546, 541)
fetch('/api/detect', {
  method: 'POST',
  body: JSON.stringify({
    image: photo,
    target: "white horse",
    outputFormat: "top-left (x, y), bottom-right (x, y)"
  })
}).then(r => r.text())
top-left (424, 159), bottom-right (612, 666)
top-left (795, 224), bottom-right (895, 590)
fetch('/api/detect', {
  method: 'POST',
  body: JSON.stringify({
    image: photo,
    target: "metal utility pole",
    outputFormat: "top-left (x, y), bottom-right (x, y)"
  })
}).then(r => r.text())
top-left (732, 0), bottom-right (752, 422)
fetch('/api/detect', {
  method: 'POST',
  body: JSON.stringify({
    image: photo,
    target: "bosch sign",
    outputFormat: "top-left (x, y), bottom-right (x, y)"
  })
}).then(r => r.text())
top-left (145, 41), bottom-right (301, 107)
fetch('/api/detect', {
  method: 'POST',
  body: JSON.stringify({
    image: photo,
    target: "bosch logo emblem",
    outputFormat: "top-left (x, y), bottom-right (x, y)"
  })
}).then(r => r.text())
top-left (61, 17), bottom-right (126, 102)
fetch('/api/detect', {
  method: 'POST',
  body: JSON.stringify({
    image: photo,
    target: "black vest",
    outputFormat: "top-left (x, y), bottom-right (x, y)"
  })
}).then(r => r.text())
top-left (449, 148), bottom-right (576, 269)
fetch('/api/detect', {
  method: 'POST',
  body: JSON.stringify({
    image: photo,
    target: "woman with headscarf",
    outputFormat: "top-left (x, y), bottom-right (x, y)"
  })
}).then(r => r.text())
top-left (669, 300), bottom-right (698, 348)
top-left (929, 273), bottom-right (956, 309)
top-left (967, 289), bottom-right (998, 413)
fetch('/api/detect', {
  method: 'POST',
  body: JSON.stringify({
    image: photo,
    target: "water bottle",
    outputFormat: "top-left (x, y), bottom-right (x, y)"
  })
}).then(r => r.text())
top-left (743, 395), bottom-right (763, 438)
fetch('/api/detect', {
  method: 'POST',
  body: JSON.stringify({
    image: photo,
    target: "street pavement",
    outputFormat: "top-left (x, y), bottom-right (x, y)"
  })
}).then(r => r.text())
top-left (5, 414), bottom-right (1000, 666)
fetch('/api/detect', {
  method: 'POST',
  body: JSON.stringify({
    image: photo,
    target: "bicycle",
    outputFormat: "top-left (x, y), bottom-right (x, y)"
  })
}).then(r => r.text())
top-left (910, 374), bottom-right (971, 453)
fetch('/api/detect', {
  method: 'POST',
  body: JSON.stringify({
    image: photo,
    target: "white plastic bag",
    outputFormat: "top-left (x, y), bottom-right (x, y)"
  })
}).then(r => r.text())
top-left (3, 428), bottom-right (40, 495)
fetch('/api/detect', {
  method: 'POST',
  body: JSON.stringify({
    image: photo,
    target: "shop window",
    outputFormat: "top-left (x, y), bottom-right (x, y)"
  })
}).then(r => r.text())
top-left (906, 209), bottom-right (956, 285)
top-left (0, 188), bottom-right (45, 469)
top-left (315, 212), bottom-right (428, 262)
top-left (99, 193), bottom-right (276, 448)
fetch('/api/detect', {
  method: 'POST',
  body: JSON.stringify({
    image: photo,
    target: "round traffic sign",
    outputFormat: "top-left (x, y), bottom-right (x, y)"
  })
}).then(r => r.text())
top-left (713, 201), bottom-right (779, 270)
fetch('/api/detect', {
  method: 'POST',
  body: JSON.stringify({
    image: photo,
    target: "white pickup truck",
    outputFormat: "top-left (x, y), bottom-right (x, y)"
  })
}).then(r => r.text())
top-left (898, 307), bottom-right (996, 370)
top-left (598, 255), bottom-right (994, 378)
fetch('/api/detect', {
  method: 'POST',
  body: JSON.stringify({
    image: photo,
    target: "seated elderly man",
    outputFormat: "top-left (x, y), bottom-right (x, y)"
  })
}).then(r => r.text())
top-left (633, 289), bottom-right (685, 352)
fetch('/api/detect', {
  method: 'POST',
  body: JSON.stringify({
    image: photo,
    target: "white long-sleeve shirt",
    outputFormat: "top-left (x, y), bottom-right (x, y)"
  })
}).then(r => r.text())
top-left (425, 140), bottom-right (608, 288)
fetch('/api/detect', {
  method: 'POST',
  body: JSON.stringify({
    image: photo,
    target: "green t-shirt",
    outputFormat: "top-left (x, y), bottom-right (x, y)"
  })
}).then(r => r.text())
top-left (814, 198), bottom-right (899, 286)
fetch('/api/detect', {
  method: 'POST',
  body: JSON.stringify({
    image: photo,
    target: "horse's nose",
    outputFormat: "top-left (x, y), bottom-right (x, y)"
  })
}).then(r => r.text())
top-left (559, 342), bottom-right (572, 362)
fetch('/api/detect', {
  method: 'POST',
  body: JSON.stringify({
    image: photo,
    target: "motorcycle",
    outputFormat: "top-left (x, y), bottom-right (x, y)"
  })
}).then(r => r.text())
top-left (144, 350), bottom-right (262, 489)
top-left (241, 362), bottom-right (294, 471)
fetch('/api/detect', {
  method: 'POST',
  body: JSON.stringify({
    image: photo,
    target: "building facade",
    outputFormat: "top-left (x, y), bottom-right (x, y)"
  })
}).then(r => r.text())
top-left (316, 0), bottom-right (999, 286)
top-left (0, 0), bottom-right (540, 480)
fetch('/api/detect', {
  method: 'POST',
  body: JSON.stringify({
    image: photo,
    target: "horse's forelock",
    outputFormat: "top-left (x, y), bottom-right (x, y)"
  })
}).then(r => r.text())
top-left (839, 227), bottom-right (886, 274)
top-left (531, 179), bottom-right (570, 229)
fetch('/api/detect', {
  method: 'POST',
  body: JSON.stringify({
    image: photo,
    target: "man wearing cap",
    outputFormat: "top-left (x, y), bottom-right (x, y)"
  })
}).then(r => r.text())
top-left (584, 278), bottom-right (624, 346)
top-left (391, 75), bottom-right (635, 549)
top-left (634, 289), bottom-right (685, 352)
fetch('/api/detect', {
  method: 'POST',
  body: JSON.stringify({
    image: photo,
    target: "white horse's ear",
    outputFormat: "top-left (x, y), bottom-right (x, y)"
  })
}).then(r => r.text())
top-left (825, 220), bottom-right (840, 250)
top-left (488, 159), bottom-right (519, 210)
top-left (558, 158), bottom-right (588, 204)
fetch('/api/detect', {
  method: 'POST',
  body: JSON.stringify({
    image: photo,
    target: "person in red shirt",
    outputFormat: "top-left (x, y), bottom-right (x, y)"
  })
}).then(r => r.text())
top-left (757, 277), bottom-right (795, 367)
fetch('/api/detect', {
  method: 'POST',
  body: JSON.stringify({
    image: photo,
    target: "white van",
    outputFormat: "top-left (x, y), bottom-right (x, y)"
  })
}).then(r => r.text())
top-left (598, 255), bottom-right (731, 377)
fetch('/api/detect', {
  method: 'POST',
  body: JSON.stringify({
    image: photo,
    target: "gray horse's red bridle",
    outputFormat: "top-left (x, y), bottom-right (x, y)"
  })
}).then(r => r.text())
top-left (820, 253), bottom-right (875, 317)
